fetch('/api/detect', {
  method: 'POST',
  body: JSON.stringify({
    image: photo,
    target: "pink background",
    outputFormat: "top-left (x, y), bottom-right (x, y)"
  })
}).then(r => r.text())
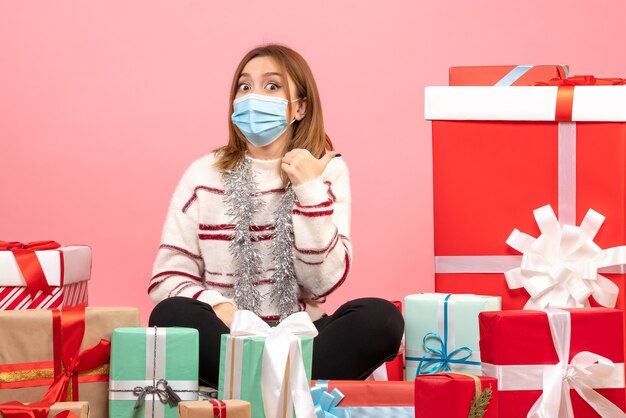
top-left (2, 1), bottom-right (625, 323)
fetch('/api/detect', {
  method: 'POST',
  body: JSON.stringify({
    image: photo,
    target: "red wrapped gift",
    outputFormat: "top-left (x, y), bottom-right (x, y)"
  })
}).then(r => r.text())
top-left (414, 373), bottom-right (498, 418)
top-left (311, 380), bottom-right (414, 417)
top-left (449, 64), bottom-right (569, 86)
top-left (479, 308), bottom-right (626, 417)
top-left (0, 241), bottom-right (91, 310)
top-left (426, 76), bottom-right (626, 312)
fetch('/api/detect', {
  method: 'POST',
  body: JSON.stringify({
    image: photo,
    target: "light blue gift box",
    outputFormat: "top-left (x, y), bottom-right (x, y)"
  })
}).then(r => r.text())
top-left (404, 293), bottom-right (501, 380)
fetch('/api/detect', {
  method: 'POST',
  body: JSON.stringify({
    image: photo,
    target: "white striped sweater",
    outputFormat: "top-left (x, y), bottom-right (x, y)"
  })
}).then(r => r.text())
top-left (149, 152), bottom-right (352, 321)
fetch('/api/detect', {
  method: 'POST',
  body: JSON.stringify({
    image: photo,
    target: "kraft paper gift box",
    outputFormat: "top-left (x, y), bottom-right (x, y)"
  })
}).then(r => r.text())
top-left (0, 306), bottom-right (139, 418)
top-left (479, 308), bottom-right (626, 417)
top-left (218, 311), bottom-right (316, 418)
top-left (449, 64), bottom-right (568, 86)
top-left (108, 327), bottom-right (199, 418)
top-left (426, 77), bottom-right (626, 312)
top-left (0, 241), bottom-right (90, 310)
top-left (179, 400), bottom-right (251, 418)
top-left (414, 373), bottom-right (498, 418)
top-left (311, 380), bottom-right (414, 417)
top-left (404, 293), bottom-right (500, 380)
top-left (0, 401), bottom-right (89, 418)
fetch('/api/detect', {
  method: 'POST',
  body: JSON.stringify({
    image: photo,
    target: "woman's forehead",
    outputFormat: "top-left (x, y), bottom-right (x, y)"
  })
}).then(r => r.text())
top-left (239, 56), bottom-right (284, 78)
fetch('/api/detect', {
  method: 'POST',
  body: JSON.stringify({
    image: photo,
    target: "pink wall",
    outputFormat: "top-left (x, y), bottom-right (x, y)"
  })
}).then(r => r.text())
top-left (2, 1), bottom-right (625, 323)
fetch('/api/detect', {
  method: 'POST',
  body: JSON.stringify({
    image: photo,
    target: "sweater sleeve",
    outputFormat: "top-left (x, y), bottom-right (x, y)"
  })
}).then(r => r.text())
top-left (290, 157), bottom-right (352, 297)
top-left (148, 161), bottom-right (234, 308)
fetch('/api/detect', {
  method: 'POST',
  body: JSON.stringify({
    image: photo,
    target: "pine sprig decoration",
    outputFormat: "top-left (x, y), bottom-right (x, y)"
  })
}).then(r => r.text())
top-left (223, 158), bottom-right (265, 314)
top-left (468, 387), bottom-right (492, 418)
top-left (271, 187), bottom-right (298, 320)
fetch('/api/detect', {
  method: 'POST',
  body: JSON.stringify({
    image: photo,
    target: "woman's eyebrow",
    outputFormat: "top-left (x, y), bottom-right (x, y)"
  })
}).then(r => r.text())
top-left (238, 72), bottom-right (283, 79)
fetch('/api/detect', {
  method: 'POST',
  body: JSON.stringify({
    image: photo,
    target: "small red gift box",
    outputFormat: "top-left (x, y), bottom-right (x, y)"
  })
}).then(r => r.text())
top-left (479, 308), bottom-right (626, 417)
top-left (449, 64), bottom-right (568, 86)
top-left (0, 241), bottom-right (91, 310)
top-left (414, 373), bottom-right (498, 418)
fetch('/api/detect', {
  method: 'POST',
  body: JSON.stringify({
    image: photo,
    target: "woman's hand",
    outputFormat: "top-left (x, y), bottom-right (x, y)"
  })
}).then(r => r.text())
top-left (281, 149), bottom-right (338, 186)
top-left (213, 302), bottom-right (238, 328)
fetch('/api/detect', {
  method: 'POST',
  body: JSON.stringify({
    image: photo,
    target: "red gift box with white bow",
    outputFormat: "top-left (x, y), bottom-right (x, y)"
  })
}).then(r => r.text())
top-left (479, 308), bottom-right (626, 417)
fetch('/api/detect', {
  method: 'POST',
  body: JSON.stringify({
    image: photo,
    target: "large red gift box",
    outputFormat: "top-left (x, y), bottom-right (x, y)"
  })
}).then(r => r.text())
top-left (0, 242), bottom-right (90, 310)
top-left (449, 64), bottom-right (568, 86)
top-left (426, 79), bottom-right (626, 311)
top-left (479, 308), bottom-right (625, 417)
top-left (414, 373), bottom-right (498, 418)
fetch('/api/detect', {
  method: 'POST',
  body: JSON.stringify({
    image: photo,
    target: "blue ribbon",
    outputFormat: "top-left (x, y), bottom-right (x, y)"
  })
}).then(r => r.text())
top-left (311, 382), bottom-right (344, 418)
top-left (494, 64), bottom-right (570, 86)
top-left (406, 294), bottom-right (481, 376)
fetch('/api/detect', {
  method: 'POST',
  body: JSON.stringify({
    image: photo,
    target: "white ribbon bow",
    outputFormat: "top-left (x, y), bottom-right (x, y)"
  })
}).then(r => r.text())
top-left (527, 309), bottom-right (626, 418)
top-left (230, 310), bottom-right (318, 418)
top-left (505, 205), bottom-right (626, 309)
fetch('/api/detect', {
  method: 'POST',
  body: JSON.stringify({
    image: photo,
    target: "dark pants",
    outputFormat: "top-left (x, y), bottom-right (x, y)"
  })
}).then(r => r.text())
top-left (149, 297), bottom-right (404, 387)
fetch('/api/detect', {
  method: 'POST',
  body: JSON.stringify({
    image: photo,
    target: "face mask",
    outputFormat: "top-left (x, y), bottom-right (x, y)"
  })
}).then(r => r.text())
top-left (231, 93), bottom-right (299, 147)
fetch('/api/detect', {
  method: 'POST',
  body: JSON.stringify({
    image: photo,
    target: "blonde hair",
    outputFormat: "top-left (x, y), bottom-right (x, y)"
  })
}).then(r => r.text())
top-left (214, 44), bottom-right (333, 185)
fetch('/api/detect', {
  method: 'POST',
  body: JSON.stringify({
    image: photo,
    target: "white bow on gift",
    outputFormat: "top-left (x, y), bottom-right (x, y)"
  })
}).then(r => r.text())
top-left (230, 310), bottom-right (318, 418)
top-left (527, 309), bottom-right (626, 418)
top-left (505, 205), bottom-right (626, 309)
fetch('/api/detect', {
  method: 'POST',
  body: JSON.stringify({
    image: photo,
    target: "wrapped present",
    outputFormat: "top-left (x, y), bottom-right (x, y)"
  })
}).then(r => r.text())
top-left (479, 308), bottom-right (626, 417)
top-left (0, 305), bottom-right (139, 418)
top-left (179, 400), bottom-right (251, 418)
top-left (108, 327), bottom-right (199, 418)
top-left (0, 241), bottom-right (91, 310)
top-left (404, 293), bottom-right (500, 379)
top-left (449, 64), bottom-right (568, 86)
top-left (218, 310), bottom-right (316, 418)
top-left (414, 373), bottom-right (497, 418)
top-left (426, 75), bottom-right (626, 312)
top-left (311, 380), bottom-right (414, 417)
top-left (0, 401), bottom-right (89, 418)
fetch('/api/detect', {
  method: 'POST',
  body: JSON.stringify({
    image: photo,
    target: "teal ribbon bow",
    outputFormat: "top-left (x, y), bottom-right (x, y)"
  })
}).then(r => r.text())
top-left (407, 294), bottom-right (481, 376)
top-left (311, 383), bottom-right (344, 418)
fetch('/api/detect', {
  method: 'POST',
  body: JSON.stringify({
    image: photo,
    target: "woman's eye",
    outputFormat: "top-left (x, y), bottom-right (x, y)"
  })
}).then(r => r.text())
top-left (265, 82), bottom-right (281, 91)
top-left (238, 83), bottom-right (251, 91)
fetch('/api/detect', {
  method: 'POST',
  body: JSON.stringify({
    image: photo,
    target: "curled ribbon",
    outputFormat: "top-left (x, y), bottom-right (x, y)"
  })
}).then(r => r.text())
top-left (417, 332), bottom-right (474, 375)
top-left (0, 240), bottom-right (61, 298)
top-left (505, 205), bottom-right (625, 309)
top-left (41, 305), bottom-right (111, 403)
top-left (230, 310), bottom-right (318, 418)
top-left (527, 310), bottom-right (626, 418)
top-left (132, 379), bottom-right (181, 409)
top-left (310, 386), bottom-right (344, 418)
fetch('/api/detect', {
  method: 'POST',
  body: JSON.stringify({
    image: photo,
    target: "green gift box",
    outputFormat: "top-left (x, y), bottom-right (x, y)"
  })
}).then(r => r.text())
top-left (404, 293), bottom-right (501, 379)
top-left (218, 314), bottom-right (315, 418)
top-left (108, 327), bottom-right (199, 418)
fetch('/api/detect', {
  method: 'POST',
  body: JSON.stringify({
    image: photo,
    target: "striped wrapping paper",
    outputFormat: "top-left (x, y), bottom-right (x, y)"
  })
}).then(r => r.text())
top-left (0, 245), bottom-right (91, 310)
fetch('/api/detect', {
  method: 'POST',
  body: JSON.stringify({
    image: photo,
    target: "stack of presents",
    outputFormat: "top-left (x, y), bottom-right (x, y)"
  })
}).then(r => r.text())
top-left (2, 64), bottom-right (626, 418)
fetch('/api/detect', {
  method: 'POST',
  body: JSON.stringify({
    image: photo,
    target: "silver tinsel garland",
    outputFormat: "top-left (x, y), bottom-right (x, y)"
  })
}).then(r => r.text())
top-left (223, 157), bottom-right (298, 320)
top-left (270, 187), bottom-right (298, 320)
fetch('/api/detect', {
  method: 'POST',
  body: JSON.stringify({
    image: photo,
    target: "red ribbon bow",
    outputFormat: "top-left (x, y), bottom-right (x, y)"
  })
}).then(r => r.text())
top-left (0, 402), bottom-right (78, 418)
top-left (210, 400), bottom-right (228, 417)
top-left (534, 75), bottom-right (626, 121)
top-left (0, 241), bottom-right (61, 299)
top-left (39, 305), bottom-right (111, 403)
